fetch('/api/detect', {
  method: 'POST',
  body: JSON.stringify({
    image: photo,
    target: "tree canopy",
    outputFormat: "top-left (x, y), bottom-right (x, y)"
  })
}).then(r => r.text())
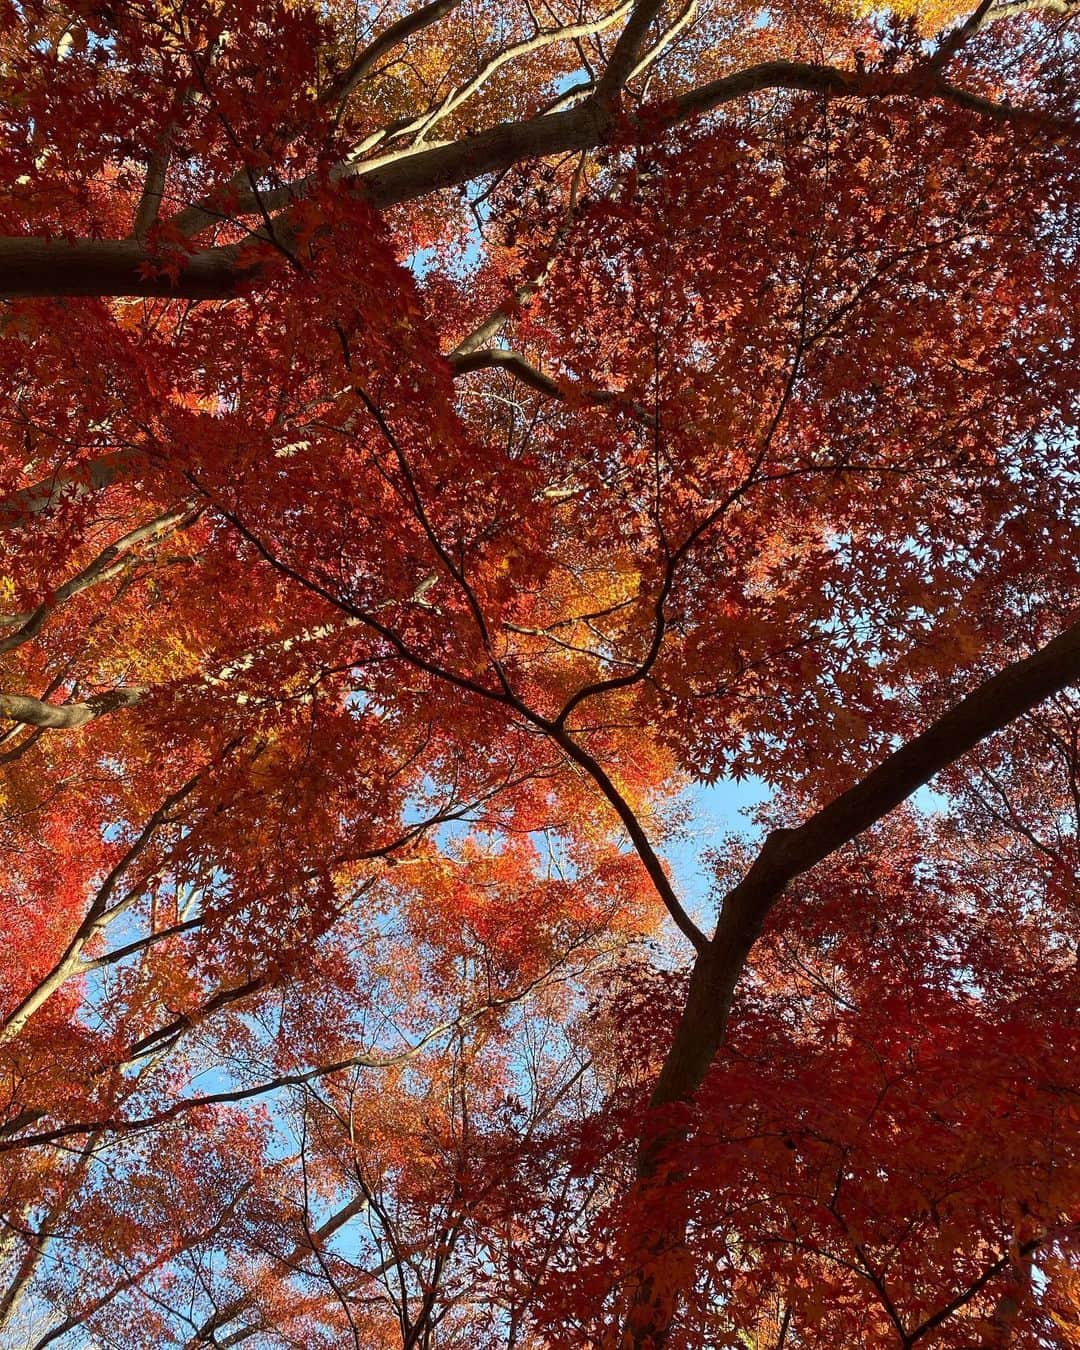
top-left (0, 0), bottom-right (1078, 1344)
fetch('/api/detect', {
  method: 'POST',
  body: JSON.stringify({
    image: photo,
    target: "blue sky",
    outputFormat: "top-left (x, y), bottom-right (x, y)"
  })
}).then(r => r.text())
top-left (667, 775), bottom-right (768, 926)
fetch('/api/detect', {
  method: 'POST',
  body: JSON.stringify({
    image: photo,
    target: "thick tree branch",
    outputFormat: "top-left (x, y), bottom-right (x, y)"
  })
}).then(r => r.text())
top-left (625, 0), bottom-right (699, 88)
top-left (721, 617), bottom-right (1080, 948)
top-left (0, 63), bottom-right (1070, 300)
top-left (450, 346), bottom-right (564, 396)
top-left (131, 147), bottom-right (172, 241)
top-left (650, 611), bottom-right (1080, 1111)
top-left (0, 451), bottom-right (136, 530)
top-left (622, 618), bottom-right (1080, 1346)
top-left (0, 686), bottom-right (146, 730)
top-left (595, 0), bottom-right (670, 104)
top-left (976, 0), bottom-right (1077, 24)
top-left (0, 236), bottom-right (254, 299)
top-left (926, 0), bottom-right (996, 74)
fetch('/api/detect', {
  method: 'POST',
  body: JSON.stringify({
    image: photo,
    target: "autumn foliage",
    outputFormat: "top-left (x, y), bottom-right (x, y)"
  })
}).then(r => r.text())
top-left (0, 0), bottom-right (1078, 1344)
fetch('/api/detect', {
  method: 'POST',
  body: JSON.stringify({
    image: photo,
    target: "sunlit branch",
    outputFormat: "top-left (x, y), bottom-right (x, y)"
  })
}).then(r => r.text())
top-left (322, 0), bottom-right (466, 109)
top-left (0, 685), bottom-right (147, 730)
top-left (1, 60), bottom-right (1071, 299)
top-left (450, 345), bottom-right (648, 420)
top-left (0, 769), bottom-right (207, 1044)
top-left (0, 504), bottom-right (196, 655)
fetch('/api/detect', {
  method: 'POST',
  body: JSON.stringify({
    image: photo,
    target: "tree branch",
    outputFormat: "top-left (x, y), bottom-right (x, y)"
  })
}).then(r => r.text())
top-left (0, 960), bottom-right (582, 1152)
top-left (0, 451), bottom-right (136, 530)
top-left (449, 345), bottom-right (647, 419)
top-left (650, 610), bottom-right (1080, 1108)
top-left (594, 0), bottom-right (670, 105)
top-left (1, 62), bottom-right (1070, 300)
top-left (322, 0), bottom-right (465, 109)
top-left (0, 505), bottom-right (195, 654)
top-left (0, 686), bottom-right (146, 730)
top-left (0, 770), bottom-right (205, 1045)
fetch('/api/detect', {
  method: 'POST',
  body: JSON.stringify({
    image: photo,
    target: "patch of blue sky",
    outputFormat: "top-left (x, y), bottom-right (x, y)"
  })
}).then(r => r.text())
top-left (551, 66), bottom-right (592, 102)
top-left (407, 244), bottom-right (440, 278)
top-left (344, 687), bottom-right (369, 713)
top-left (405, 171), bottom-right (495, 278)
top-left (665, 774), bottom-right (768, 932)
top-left (405, 203), bottom-right (488, 277)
